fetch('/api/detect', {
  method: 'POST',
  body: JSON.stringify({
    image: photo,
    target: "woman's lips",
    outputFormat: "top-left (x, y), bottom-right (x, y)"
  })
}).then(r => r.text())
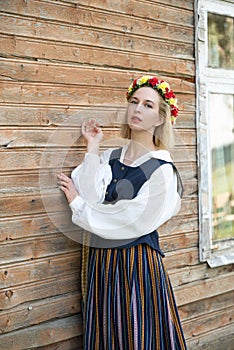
top-left (131, 116), bottom-right (142, 123)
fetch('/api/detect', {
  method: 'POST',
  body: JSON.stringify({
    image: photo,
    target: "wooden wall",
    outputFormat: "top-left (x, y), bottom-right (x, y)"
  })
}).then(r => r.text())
top-left (0, 0), bottom-right (233, 349)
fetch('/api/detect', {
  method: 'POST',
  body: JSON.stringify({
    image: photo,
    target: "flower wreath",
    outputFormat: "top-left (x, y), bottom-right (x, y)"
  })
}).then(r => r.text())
top-left (126, 75), bottom-right (179, 124)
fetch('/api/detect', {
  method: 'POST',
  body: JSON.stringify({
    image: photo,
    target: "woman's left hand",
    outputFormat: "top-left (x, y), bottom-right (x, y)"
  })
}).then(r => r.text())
top-left (57, 173), bottom-right (79, 204)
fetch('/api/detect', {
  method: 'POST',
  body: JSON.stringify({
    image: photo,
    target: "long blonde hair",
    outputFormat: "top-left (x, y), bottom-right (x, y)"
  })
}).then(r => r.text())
top-left (121, 91), bottom-right (174, 149)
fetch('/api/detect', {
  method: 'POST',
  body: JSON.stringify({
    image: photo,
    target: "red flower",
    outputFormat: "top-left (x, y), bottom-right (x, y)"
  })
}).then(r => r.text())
top-left (149, 77), bottom-right (159, 86)
top-left (171, 105), bottom-right (179, 117)
top-left (165, 90), bottom-right (175, 99)
top-left (132, 79), bottom-right (137, 88)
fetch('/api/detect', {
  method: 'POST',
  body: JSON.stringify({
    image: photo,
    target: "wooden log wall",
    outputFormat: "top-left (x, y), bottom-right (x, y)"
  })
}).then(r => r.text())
top-left (0, 0), bottom-right (233, 349)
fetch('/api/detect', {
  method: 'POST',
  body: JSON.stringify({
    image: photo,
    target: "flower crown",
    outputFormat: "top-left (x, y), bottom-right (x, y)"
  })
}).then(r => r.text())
top-left (126, 75), bottom-right (179, 124)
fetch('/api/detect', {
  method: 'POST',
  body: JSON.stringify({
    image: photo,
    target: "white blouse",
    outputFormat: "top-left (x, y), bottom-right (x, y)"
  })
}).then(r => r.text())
top-left (69, 145), bottom-right (181, 240)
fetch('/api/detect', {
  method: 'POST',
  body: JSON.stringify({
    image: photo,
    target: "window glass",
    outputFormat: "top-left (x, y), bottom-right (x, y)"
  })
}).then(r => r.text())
top-left (210, 93), bottom-right (234, 240)
top-left (208, 13), bottom-right (234, 69)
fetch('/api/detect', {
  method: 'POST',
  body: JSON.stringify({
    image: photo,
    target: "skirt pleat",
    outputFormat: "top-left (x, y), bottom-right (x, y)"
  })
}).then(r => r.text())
top-left (83, 244), bottom-right (187, 350)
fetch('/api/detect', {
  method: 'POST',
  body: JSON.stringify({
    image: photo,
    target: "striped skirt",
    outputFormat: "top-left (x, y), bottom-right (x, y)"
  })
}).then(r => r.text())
top-left (83, 244), bottom-right (187, 350)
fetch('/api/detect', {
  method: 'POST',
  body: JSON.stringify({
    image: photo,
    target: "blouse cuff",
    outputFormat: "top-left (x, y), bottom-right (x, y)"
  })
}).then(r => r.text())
top-left (84, 152), bottom-right (100, 165)
top-left (69, 195), bottom-right (83, 213)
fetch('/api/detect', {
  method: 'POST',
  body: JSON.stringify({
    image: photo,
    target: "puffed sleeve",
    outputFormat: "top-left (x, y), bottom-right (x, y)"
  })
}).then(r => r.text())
top-left (69, 163), bottom-right (181, 240)
top-left (71, 148), bottom-right (113, 204)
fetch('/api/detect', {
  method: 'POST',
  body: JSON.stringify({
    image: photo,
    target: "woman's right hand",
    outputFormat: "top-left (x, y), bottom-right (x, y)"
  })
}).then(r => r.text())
top-left (81, 119), bottom-right (103, 153)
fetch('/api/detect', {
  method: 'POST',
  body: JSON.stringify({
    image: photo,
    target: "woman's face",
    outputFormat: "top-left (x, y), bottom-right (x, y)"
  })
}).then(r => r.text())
top-left (127, 87), bottom-right (163, 133)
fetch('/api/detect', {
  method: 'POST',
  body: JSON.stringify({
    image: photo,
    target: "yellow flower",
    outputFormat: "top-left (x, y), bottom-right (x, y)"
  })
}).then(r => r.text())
top-left (168, 98), bottom-right (177, 106)
top-left (128, 84), bottom-right (133, 92)
top-left (171, 116), bottom-right (176, 124)
top-left (157, 82), bottom-right (170, 92)
top-left (137, 75), bottom-right (150, 86)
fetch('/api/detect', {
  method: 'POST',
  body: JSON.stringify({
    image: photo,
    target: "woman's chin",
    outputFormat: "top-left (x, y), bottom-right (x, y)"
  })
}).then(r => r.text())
top-left (128, 123), bottom-right (144, 131)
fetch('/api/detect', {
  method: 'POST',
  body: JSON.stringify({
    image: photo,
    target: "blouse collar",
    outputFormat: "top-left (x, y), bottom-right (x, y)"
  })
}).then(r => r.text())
top-left (120, 144), bottom-right (173, 166)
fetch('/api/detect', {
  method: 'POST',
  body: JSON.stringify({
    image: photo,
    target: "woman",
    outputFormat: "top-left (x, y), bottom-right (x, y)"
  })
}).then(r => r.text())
top-left (58, 75), bottom-right (187, 349)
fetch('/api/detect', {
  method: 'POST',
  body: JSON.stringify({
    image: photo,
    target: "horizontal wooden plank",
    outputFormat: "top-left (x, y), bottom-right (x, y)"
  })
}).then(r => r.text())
top-left (151, 0), bottom-right (194, 11)
top-left (0, 147), bottom-right (197, 172)
top-left (0, 228), bottom-right (198, 266)
top-left (0, 177), bottom-right (197, 200)
top-left (0, 105), bottom-right (126, 127)
top-left (0, 82), bottom-right (195, 112)
top-left (0, 190), bottom-right (197, 218)
top-left (0, 212), bottom-right (198, 242)
top-left (0, 191), bottom-right (69, 218)
top-left (0, 105), bottom-right (195, 129)
top-left (0, 165), bottom-right (197, 193)
top-left (170, 262), bottom-right (233, 288)
top-left (0, 34), bottom-right (195, 76)
top-left (35, 336), bottom-right (83, 350)
top-left (183, 306), bottom-right (234, 339)
top-left (0, 58), bottom-right (195, 94)
top-left (161, 215), bottom-right (198, 236)
top-left (0, 1), bottom-right (194, 43)
top-left (187, 323), bottom-right (234, 350)
top-left (60, 0), bottom-right (194, 26)
top-left (165, 247), bottom-right (199, 270)
top-left (0, 82), bottom-right (125, 106)
top-left (0, 212), bottom-right (77, 242)
top-left (0, 14), bottom-right (194, 59)
top-left (0, 128), bottom-right (196, 149)
top-left (172, 147), bottom-right (196, 162)
top-left (0, 315), bottom-right (82, 350)
top-left (160, 231), bottom-right (198, 254)
top-left (0, 273), bottom-right (80, 310)
top-left (0, 292), bottom-right (81, 333)
top-left (0, 149), bottom-right (84, 171)
top-left (0, 234), bottom-right (79, 264)
top-left (174, 272), bottom-right (234, 306)
top-left (179, 290), bottom-right (234, 321)
top-left (0, 253), bottom-right (80, 289)
top-left (176, 162), bottom-right (197, 181)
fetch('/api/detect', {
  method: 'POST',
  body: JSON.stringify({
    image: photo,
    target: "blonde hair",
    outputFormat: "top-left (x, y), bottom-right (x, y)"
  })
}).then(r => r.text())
top-left (121, 92), bottom-right (174, 149)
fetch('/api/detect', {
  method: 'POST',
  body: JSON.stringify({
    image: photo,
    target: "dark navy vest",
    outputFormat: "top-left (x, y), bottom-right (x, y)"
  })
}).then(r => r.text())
top-left (90, 148), bottom-right (183, 253)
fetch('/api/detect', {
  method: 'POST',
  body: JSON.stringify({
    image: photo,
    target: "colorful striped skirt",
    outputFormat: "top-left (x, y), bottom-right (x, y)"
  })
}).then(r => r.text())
top-left (83, 244), bottom-right (187, 350)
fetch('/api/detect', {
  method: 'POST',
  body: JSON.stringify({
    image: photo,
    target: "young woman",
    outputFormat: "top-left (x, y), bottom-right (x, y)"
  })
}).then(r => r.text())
top-left (58, 76), bottom-right (187, 349)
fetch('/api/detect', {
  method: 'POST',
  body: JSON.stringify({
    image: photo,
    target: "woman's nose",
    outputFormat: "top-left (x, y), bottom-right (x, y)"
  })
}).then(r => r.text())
top-left (134, 102), bottom-right (142, 112)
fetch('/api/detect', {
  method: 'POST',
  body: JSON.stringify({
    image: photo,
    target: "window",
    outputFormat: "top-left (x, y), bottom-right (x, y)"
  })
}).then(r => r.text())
top-left (196, 0), bottom-right (234, 267)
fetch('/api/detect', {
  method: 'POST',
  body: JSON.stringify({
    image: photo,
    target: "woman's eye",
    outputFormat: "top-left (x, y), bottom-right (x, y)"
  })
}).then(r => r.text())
top-left (145, 104), bottom-right (153, 108)
top-left (131, 100), bottom-right (137, 104)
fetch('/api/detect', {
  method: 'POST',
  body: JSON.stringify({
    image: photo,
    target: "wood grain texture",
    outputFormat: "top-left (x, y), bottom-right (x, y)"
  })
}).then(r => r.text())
top-left (0, 0), bottom-right (233, 349)
top-left (0, 253), bottom-right (81, 289)
top-left (0, 315), bottom-right (82, 350)
top-left (0, 1), bottom-right (194, 44)
top-left (0, 34), bottom-right (195, 77)
top-left (0, 14), bottom-right (193, 59)
top-left (0, 292), bottom-right (81, 333)
top-left (0, 273), bottom-right (81, 310)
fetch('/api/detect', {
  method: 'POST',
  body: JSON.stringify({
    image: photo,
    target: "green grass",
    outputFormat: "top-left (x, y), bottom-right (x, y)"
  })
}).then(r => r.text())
top-left (213, 220), bottom-right (233, 240)
top-left (212, 161), bottom-right (234, 195)
top-left (212, 161), bottom-right (234, 240)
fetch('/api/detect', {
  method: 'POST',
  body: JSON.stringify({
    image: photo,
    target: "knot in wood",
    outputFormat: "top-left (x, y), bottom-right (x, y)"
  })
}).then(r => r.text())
top-left (5, 290), bottom-right (13, 299)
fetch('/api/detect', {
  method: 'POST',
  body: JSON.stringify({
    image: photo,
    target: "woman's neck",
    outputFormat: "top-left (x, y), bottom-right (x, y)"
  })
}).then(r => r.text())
top-left (123, 132), bottom-right (159, 164)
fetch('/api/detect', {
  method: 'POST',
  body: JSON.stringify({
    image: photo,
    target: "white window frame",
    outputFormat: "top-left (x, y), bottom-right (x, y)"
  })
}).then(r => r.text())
top-left (196, 0), bottom-right (234, 267)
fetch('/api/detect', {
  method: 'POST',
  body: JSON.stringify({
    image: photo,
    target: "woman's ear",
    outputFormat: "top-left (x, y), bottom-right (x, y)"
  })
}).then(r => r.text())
top-left (154, 116), bottom-right (165, 127)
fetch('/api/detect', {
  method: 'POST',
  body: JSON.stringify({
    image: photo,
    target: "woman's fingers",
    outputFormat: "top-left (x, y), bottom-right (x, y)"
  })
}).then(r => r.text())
top-left (57, 173), bottom-right (78, 204)
top-left (81, 120), bottom-right (86, 135)
top-left (81, 119), bottom-right (98, 136)
top-left (81, 118), bottom-right (103, 150)
top-left (57, 173), bottom-right (70, 184)
top-left (57, 173), bottom-right (73, 189)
